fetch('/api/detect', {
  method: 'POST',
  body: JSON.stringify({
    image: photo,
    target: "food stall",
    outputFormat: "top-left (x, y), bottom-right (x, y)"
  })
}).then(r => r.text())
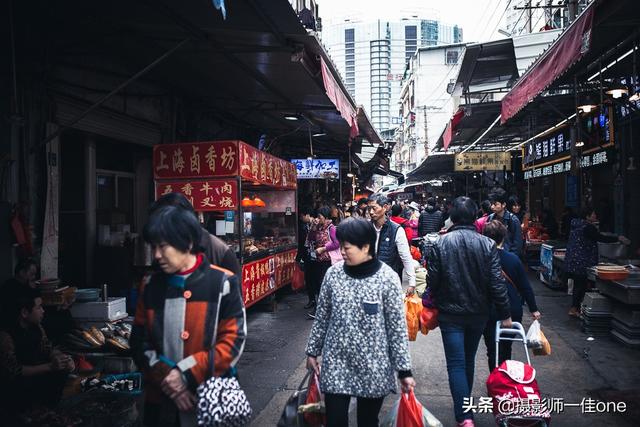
top-left (153, 140), bottom-right (298, 308)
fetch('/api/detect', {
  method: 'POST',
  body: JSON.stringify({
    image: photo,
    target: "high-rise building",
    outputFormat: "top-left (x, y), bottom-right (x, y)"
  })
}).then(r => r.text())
top-left (321, 15), bottom-right (463, 132)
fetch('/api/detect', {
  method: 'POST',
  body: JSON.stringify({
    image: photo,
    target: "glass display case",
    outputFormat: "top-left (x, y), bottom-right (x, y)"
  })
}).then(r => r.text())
top-left (153, 139), bottom-right (298, 308)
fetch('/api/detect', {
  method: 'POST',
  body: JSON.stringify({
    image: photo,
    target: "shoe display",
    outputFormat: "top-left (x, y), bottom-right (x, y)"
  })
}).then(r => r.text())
top-left (304, 300), bottom-right (316, 309)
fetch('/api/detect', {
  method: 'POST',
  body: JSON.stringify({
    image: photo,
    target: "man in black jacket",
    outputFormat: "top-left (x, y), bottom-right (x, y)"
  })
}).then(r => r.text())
top-left (418, 197), bottom-right (444, 236)
top-left (427, 196), bottom-right (511, 427)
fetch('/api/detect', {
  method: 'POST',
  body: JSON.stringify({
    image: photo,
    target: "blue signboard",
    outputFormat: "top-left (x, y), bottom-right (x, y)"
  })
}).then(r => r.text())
top-left (291, 159), bottom-right (340, 179)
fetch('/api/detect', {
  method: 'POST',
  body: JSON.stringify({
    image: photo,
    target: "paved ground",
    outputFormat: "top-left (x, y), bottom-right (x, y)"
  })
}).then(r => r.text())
top-left (238, 274), bottom-right (639, 426)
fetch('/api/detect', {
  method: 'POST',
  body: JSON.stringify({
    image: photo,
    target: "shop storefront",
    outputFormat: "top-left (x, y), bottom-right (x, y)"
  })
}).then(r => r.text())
top-left (153, 140), bottom-right (298, 308)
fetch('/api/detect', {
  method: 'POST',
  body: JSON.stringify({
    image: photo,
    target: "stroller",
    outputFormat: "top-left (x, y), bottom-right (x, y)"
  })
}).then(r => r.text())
top-left (486, 322), bottom-right (551, 427)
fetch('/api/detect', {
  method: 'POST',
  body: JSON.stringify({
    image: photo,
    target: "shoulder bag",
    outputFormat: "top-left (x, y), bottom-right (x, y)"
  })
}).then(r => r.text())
top-left (196, 281), bottom-right (252, 427)
top-left (326, 224), bottom-right (343, 265)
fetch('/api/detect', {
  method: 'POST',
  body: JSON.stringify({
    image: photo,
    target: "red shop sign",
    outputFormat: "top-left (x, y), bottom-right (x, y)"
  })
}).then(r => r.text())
top-left (155, 179), bottom-right (238, 211)
top-left (239, 142), bottom-right (297, 189)
top-left (153, 141), bottom-right (240, 179)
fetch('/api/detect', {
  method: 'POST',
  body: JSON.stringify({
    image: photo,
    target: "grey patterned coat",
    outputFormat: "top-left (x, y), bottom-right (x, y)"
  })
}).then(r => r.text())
top-left (305, 261), bottom-right (412, 398)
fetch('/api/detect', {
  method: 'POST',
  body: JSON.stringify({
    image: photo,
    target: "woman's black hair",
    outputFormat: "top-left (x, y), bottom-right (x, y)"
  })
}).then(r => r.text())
top-left (391, 204), bottom-right (403, 217)
top-left (336, 218), bottom-right (377, 257)
top-left (148, 192), bottom-right (194, 215)
top-left (480, 200), bottom-right (491, 215)
top-left (483, 220), bottom-right (508, 245)
top-left (143, 205), bottom-right (202, 254)
top-left (450, 196), bottom-right (478, 225)
top-left (507, 195), bottom-right (521, 211)
top-left (316, 206), bottom-right (331, 219)
top-left (14, 257), bottom-right (37, 277)
top-left (579, 205), bottom-right (595, 219)
top-left (2, 286), bottom-right (41, 327)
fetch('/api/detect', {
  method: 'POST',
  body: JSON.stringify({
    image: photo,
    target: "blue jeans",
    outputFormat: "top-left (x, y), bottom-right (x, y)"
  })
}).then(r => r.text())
top-left (440, 319), bottom-right (486, 422)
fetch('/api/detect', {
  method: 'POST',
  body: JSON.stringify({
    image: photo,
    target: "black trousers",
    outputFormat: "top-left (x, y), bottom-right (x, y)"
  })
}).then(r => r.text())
top-left (483, 319), bottom-right (515, 373)
top-left (308, 260), bottom-right (331, 301)
top-left (568, 273), bottom-right (589, 309)
top-left (324, 393), bottom-right (385, 427)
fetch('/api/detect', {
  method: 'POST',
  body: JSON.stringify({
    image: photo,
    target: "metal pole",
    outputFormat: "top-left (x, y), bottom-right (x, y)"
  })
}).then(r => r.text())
top-left (423, 108), bottom-right (429, 158)
top-left (35, 38), bottom-right (190, 151)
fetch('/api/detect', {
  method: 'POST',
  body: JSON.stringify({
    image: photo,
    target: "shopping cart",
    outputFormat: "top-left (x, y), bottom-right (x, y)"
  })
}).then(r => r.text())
top-left (487, 321), bottom-right (550, 427)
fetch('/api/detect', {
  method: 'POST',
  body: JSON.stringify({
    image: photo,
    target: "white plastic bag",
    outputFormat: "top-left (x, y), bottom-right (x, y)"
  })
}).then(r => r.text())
top-left (526, 319), bottom-right (543, 349)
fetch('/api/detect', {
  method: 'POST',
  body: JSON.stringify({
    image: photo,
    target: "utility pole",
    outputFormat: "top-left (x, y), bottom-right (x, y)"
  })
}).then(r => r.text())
top-left (423, 107), bottom-right (429, 159)
top-left (527, 0), bottom-right (532, 34)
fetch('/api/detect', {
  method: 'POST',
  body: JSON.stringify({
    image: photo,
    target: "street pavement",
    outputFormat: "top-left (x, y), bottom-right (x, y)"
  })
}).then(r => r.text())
top-left (238, 273), bottom-right (639, 426)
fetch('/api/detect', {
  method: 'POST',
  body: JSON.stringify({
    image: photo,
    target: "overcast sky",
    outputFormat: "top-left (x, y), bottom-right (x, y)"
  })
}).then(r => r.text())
top-left (317, 0), bottom-right (509, 43)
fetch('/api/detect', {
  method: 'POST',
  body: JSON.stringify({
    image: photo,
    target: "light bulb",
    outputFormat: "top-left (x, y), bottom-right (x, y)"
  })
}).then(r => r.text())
top-left (611, 89), bottom-right (625, 99)
top-left (575, 141), bottom-right (585, 147)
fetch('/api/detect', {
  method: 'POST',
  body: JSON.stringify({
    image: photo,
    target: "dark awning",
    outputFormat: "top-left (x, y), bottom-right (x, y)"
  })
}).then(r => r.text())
top-left (406, 154), bottom-right (456, 183)
top-left (455, 38), bottom-right (519, 96)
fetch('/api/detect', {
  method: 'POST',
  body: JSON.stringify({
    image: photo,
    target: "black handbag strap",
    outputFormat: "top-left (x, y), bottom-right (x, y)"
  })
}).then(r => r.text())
top-left (208, 277), bottom-right (224, 377)
top-left (297, 370), bottom-right (312, 391)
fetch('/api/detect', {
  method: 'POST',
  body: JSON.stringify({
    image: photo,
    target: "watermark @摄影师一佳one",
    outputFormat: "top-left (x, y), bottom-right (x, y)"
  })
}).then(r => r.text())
top-left (463, 396), bottom-right (627, 416)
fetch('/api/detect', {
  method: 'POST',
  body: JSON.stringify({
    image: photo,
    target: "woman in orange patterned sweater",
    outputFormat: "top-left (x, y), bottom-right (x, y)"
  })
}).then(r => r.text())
top-left (131, 205), bottom-right (246, 427)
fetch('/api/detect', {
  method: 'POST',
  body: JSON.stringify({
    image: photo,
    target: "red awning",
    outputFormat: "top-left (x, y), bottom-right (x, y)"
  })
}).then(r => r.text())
top-left (443, 108), bottom-right (464, 151)
top-left (500, 5), bottom-right (595, 124)
top-left (321, 58), bottom-right (359, 139)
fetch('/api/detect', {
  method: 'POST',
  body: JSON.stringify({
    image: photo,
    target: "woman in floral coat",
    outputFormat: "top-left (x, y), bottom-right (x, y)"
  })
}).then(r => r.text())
top-left (305, 218), bottom-right (415, 427)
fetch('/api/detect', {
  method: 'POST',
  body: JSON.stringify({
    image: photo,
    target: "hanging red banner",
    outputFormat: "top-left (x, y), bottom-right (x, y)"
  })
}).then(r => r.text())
top-left (241, 249), bottom-right (297, 307)
top-left (155, 179), bottom-right (238, 211)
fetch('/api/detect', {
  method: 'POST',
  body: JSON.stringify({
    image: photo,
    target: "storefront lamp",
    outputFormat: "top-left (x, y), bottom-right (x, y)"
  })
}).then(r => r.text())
top-left (605, 81), bottom-right (628, 99)
top-left (347, 172), bottom-right (354, 178)
top-left (575, 140), bottom-right (585, 147)
top-left (284, 115), bottom-right (299, 121)
top-left (577, 94), bottom-right (597, 113)
top-left (253, 197), bottom-right (266, 208)
top-left (241, 196), bottom-right (255, 208)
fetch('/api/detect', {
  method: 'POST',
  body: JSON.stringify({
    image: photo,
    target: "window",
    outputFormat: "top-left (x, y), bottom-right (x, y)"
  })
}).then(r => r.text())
top-left (446, 49), bottom-right (459, 65)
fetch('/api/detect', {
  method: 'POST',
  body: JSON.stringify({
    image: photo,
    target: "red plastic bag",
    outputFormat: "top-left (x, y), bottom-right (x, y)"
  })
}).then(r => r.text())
top-left (419, 306), bottom-right (439, 335)
top-left (303, 373), bottom-right (326, 426)
top-left (397, 390), bottom-right (424, 427)
top-left (292, 263), bottom-right (305, 291)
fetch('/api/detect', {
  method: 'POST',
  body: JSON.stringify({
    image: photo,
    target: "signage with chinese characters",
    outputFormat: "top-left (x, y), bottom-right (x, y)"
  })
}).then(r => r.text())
top-left (522, 107), bottom-right (614, 171)
top-left (238, 143), bottom-right (297, 188)
top-left (291, 159), bottom-right (340, 179)
top-left (523, 150), bottom-right (610, 180)
top-left (454, 152), bottom-right (512, 172)
top-left (155, 179), bottom-right (238, 211)
top-left (153, 140), bottom-right (297, 189)
top-left (241, 249), bottom-right (296, 308)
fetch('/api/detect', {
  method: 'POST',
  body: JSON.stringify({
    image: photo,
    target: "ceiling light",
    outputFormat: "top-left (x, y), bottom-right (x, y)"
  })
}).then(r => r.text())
top-left (347, 172), bottom-right (354, 178)
top-left (605, 80), bottom-right (628, 99)
top-left (312, 132), bottom-right (326, 137)
top-left (284, 115), bottom-right (299, 121)
top-left (578, 94), bottom-right (597, 113)
top-left (575, 141), bottom-right (585, 147)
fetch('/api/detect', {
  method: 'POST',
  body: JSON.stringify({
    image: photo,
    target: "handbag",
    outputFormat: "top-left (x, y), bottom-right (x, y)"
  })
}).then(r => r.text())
top-left (196, 283), bottom-right (252, 427)
top-left (326, 225), bottom-right (343, 265)
top-left (277, 371), bottom-right (311, 427)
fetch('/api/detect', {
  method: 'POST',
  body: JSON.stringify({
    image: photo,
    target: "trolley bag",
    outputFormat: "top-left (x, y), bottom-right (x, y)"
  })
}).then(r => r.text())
top-left (486, 322), bottom-right (550, 427)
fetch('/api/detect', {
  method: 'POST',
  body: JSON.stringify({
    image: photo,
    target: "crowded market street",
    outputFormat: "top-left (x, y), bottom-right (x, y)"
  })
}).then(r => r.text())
top-left (3, 0), bottom-right (640, 426)
top-left (242, 275), bottom-right (639, 427)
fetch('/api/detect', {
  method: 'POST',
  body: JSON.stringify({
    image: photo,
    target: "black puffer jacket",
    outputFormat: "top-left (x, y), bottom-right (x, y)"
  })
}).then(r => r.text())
top-left (418, 206), bottom-right (444, 236)
top-left (427, 225), bottom-right (510, 321)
